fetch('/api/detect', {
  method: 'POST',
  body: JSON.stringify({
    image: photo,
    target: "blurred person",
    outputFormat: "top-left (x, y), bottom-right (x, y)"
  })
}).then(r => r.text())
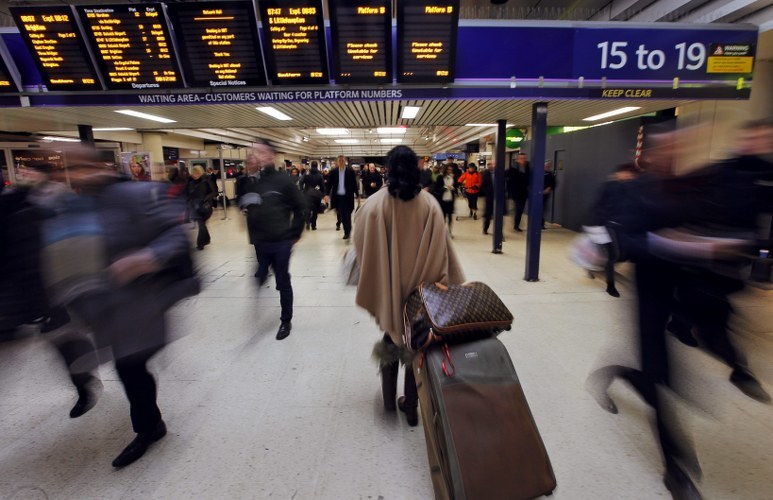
top-left (588, 124), bottom-right (773, 499)
top-left (239, 141), bottom-right (306, 340)
top-left (361, 163), bottom-right (383, 198)
top-left (42, 152), bottom-right (199, 468)
top-left (433, 163), bottom-right (457, 236)
top-left (353, 145), bottom-right (464, 426)
top-left (0, 161), bottom-right (102, 417)
top-left (508, 152), bottom-right (530, 231)
top-left (583, 163), bottom-right (641, 297)
top-left (542, 160), bottom-right (557, 229)
top-left (457, 163), bottom-right (481, 219)
top-left (325, 155), bottom-right (359, 240)
top-left (480, 161), bottom-right (496, 234)
top-left (186, 165), bottom-right (216, 250)
top-left (290, 166), bottom-right (301, 189)
top-left (300, 160), bottom-right (325, 230)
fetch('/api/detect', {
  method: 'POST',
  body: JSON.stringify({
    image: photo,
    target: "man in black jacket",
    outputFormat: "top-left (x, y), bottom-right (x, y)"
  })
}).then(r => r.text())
top-left (507, 153), bottom-right (530, 231)
top-left (325, 155), bottom-right (360, 240)
top-left (480, 162), bottom-right (495, 234)
top-left (240, 141), bottom-right (306, 340)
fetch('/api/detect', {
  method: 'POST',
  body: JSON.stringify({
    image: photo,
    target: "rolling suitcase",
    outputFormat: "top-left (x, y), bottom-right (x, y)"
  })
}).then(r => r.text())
top-left (414, 337), bottom-right (556, 500)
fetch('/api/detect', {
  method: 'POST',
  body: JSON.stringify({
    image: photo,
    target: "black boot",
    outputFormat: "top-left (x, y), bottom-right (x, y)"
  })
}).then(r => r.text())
top-left (70, 374), bottom-right (101, 418)
top-left (381, 361), bottom-right (399, 411)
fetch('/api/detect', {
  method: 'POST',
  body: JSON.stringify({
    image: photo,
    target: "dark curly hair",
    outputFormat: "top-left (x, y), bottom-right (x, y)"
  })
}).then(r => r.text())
top-left (385, 145), bottom-right (421, 200)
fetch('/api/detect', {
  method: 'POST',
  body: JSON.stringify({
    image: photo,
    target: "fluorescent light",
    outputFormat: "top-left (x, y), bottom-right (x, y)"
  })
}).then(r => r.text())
top-left (42, 136), bottom-right (80, 142)
top-left (316, 128), bottom-right (349, 135)
top-left (380, 138), bottom-right (402, 144)
top-left (93, 127), bottom-right (134, 132)
top-left (401, 106), bottom-right (421, 119)
top-left (115, 109), bottom-right (176, 123)
top-left (377, 127), bottom-right (407, 134)
top-left (582, 107), bottom-right (641, 122)
top-left (256, 107), bottom-right (292, 121)
top-left (465, 123), bottom-right (497, 127)
top-left (334, 139), bottom-right (359, 144)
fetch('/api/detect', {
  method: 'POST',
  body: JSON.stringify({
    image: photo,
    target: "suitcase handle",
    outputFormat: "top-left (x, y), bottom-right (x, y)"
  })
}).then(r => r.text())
top-left (441, 344), bottom-right (455, 377)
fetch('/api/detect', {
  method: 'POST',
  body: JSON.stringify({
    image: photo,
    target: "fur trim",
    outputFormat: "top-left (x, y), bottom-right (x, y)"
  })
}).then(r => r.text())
top-left (371, 339), bottom-right (414, 368)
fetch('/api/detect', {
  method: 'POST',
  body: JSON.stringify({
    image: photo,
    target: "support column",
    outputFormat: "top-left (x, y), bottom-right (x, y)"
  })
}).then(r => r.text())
top-left (77, 124), bottom-right (94, 146)
top-left (525, 102), bottom-right (547, 281)
top-left (492, 119), bottom-right (507, 254)
top-left (140, 132), bottom-right (165, 180)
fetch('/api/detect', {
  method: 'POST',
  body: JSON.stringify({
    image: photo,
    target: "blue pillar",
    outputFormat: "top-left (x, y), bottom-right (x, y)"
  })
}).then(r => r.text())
top-left (525, 103), bottom-right (547, 281)
top-left (492, 119), bottom-right (506, 254)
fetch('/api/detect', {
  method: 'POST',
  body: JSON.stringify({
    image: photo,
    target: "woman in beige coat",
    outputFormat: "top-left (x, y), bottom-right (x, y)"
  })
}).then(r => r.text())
top-left (353, 146), bottom-right (464, 425)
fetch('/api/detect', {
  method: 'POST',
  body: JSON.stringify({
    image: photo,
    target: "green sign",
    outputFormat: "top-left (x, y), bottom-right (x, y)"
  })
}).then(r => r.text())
top-left (506, 128), bottom-right (525, 149)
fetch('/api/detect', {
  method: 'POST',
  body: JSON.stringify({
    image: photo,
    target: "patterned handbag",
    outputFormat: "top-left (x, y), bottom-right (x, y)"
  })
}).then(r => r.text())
top-left (403, 281), bottom-right (513, 352)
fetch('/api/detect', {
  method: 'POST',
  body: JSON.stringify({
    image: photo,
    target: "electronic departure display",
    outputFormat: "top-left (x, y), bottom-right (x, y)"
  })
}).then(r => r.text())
top-left (396, 0), bottom-right (459, 83)
top-left (76, 4), bottom-right (181, 90)
top-left (257, 0), bottom-right (328, 85)
top-left (10, 6), bottom-right (102, 91)
top-left (167, 1), bottom-right (267, 88)
top-left (329, 0), bottom-right (391, 84)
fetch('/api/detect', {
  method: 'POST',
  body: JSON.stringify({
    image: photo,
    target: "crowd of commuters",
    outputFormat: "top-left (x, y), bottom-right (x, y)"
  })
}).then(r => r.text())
top-left (1, 119), bottom-right (770, 500)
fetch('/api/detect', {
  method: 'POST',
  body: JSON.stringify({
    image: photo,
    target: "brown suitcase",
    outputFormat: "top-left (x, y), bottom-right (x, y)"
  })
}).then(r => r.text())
top-left (414, 337), bottom-right (556, 500)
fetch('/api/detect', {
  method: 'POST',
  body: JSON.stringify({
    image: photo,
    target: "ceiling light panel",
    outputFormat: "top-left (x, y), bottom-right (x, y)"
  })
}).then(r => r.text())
top-left (582, 107), bottom-right (641, 122)
top-left (256, 107), bottom-right (293, 121)
top-left (377, 127), bottom-right (407, 134)
top-left (334, 139), bottom-right (359, 144)
top-left (380, 138), bottom-right (402, 144)
top-left (401, 106), bottom-right (421, 119)
top-left (115, 110), bottom-right (176, 123)
top-left (316, 128), bottom-right (350, 135)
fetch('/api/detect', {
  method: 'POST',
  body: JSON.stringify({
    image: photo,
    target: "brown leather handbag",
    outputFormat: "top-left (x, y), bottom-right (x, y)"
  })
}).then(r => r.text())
top-left (403, 281), bottom-right (513, 352)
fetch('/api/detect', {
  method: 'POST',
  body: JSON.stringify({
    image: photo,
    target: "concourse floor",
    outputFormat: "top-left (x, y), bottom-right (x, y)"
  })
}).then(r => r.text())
top-left (1, 201), bottom-right (772, 499)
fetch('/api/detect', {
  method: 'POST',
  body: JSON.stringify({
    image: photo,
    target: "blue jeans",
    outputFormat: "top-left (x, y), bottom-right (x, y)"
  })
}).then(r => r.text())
top-left (255, 240), bottom-right (294, 322)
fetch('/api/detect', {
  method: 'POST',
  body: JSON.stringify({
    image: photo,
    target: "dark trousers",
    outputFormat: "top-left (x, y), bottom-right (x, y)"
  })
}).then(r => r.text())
top-left (466, 193), bottom-right (478, 211)
top-left (483, 195), bottom-right (494, 232)
top-left (440, 200), bottom-right (454, 231)
top-left (55, 334), bottom-right (98, 391)
top-left (196, 218), bottom-right (210, 248)
top-left (382, 334), bottom-right (418, 408)
top-left (255, 240), bottom-right (294, 322)
top-left (336, 201), bottom-right (353, 236)
top-left (306, 197), bottom-right (321, 228)
top-left (115, 350), bottom-right (162, 434)
top-left (513, 196), bottom-right (527, 229)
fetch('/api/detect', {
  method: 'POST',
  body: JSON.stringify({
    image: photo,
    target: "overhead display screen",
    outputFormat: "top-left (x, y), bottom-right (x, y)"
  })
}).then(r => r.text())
top-left (167, 1), bottom-right (267, 87)
top-left (257, 0), bottom-right (328, 85)
top-left (329, 0), bottom-right (392, 84)
top-left (76, 4), bottom-right (181, 90)
top-left (10, 6), bottom-right (102, 91)
top-left (396, 0), bottom-right (459, 83)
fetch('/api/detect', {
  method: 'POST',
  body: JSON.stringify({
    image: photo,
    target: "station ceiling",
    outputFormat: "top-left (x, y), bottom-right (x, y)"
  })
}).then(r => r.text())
top-left (0, 0), bottom-right (770, 157)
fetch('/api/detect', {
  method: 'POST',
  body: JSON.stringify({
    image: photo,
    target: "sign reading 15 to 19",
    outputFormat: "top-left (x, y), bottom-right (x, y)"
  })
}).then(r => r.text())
top-left (597, 41), bottom-right (708, 71)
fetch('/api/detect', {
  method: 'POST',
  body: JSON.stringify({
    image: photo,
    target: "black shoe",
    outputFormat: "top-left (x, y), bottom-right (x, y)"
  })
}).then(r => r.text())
top-left (276, 321), bottom-right (292, 340)
top-left (112, 420), bottom-right (167, 468)
top-left (397, 396), bottom-right (418, 426)
top-left (472, 213), bottom-right (477, 220)
top-left (343, 233), bottom-right (350, 240)
top-left (40, 306), bottom-right (71, 333)
top-left (514, 227), bottom-right (523, 232)
top-left (336, 223), bottom-right (341, 231)
top-left (606, 286), bottom-right (621, 298)
top-left (730, 369), bottom-right (771, 403)
top-left (664, 462), bottom-right (702, 500)
top-left (311, 226), bottom-right (317, 231)
top-left (70, 378), bottom-right (101, 418)
top-left (196, 245), bottom-right (204, 250)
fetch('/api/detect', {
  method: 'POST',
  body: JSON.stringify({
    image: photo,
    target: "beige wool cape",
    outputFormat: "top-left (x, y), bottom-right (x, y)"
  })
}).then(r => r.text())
top-left (353, 187), bottom-right (465, 345)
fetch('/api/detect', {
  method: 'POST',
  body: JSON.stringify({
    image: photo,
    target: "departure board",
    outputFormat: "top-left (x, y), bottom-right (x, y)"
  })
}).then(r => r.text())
top-left (76, 4), bottom-right (182, 90)
top-left (167, 1), bottom-right (267, 87)
top-left (10, 6), bottom-right (102, 91)
top-left (396, 0), bottom-right (459, 83)
top-left (329, 0), bottom-right (391, 84)
top-left (257, 0), bottom-right (328, 85)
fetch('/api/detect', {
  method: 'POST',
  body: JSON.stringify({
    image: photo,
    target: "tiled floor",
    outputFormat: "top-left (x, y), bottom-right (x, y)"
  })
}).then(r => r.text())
top-left (1, 202), bottom-right (771, 499)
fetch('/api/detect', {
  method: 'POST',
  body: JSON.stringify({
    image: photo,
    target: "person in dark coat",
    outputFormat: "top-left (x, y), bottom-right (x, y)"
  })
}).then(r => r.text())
top-left (48, 155), bottom-right (198, 468)
top-left (542, 160), bottom-right (557, 229)
top-left (325, 155), bottom-right (360, 240)
top-left (186, 165), bottom-right (216, 250)
top-left (239, 141), bottom-right (306, 340)
top-left (433, 163), bottom-right (457, 235)
top-left (480, 162), bottom-right (496, 234)
top-left (361, 163), bottom-right (383, 198)
top-left (507, 152), bottom-right (530, 231)
top-left (300, 160), bottom-right (325, 230)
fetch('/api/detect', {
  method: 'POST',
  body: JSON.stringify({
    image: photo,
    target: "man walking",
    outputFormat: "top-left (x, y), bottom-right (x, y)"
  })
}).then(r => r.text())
top-left (508, 152), bottom-right (530, 231)
top-left (325, 155), bottom-right (360, 240)
top-left (239, 141), bottom-right (306, 340)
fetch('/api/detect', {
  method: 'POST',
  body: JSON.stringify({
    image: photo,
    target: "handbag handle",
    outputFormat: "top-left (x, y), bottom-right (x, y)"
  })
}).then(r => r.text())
top-left (441, 344), bottom-right (456, 378)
